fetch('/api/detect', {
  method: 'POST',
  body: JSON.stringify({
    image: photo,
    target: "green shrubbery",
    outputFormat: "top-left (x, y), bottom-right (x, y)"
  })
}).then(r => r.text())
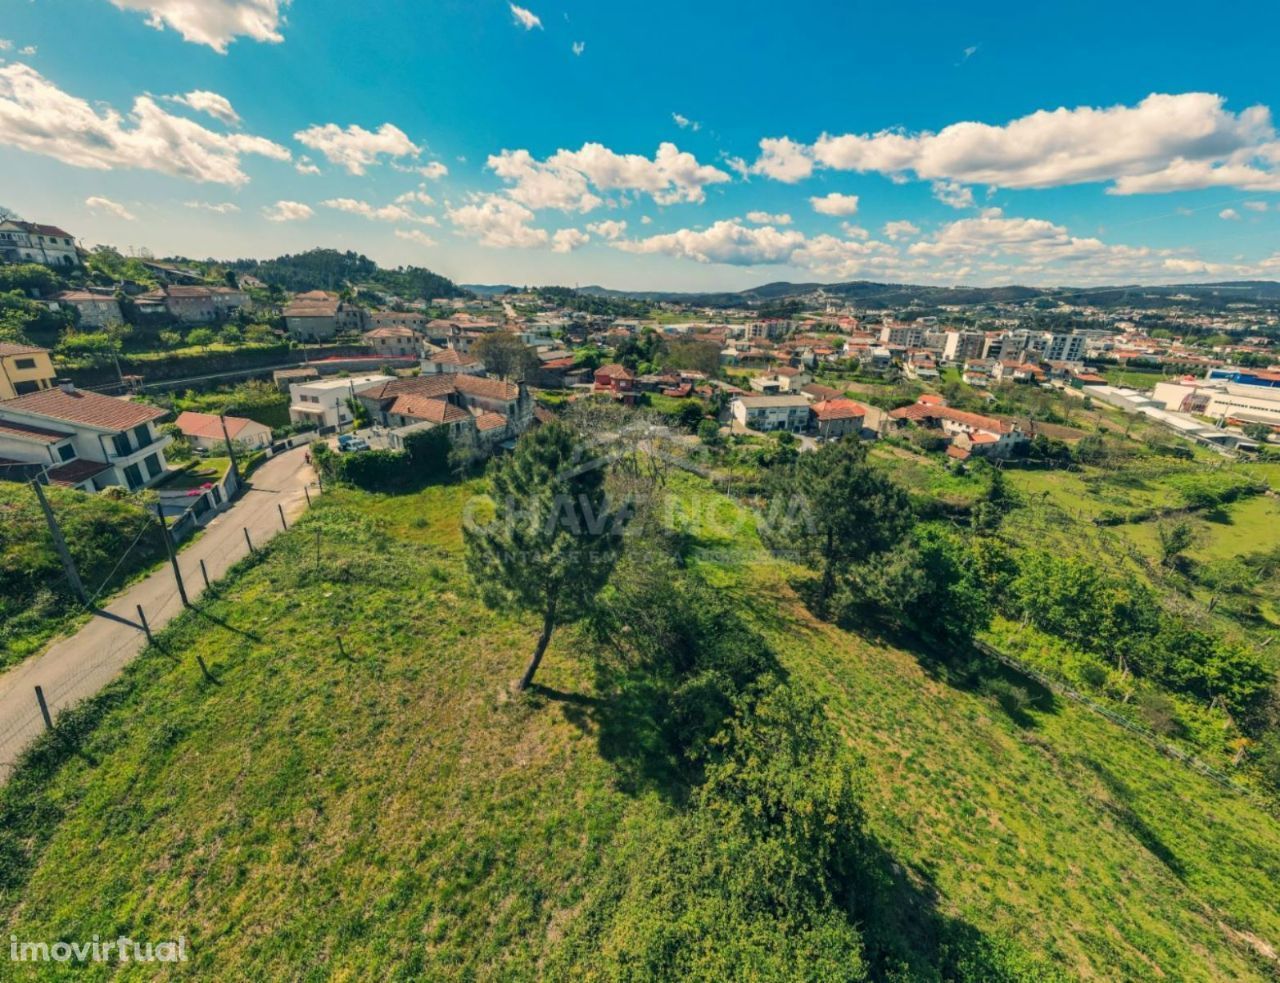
top-left (311, 428), bottom-right (451, 492)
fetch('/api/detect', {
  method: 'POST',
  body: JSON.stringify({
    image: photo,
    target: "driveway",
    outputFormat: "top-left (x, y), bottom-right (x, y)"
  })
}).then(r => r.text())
top-left (0, 447), bottom-right (317, 780)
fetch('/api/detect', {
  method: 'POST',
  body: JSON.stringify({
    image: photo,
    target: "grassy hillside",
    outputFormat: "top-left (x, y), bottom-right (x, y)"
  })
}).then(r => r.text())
top-left (0, 484), bottom-right (168, 668)
top-left (1, 475), bottom-right (1278, 980)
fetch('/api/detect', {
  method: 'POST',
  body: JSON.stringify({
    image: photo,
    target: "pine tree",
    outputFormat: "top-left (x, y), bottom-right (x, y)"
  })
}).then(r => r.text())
top-left (464, 422), bottom-right (624, 690)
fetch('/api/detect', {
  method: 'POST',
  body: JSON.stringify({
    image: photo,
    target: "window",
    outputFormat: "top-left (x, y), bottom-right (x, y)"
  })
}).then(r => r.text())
top-left (133, 423), bottom-right (151, 448)
top-left (113, 433), bottom-right (132, 457)
top-left (14, 380), bottom-right (41, 395)
top-left (143, 454), bottom-right (162, 479)
top-left (57, 444), bottom-right (76, 462)
top-left (123, 463), bottom-right (143, 489)
top-left (14, 358), bottom-right (35, 370)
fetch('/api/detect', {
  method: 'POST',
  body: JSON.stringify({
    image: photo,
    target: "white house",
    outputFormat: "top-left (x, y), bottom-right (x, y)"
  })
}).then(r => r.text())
top-left (0, 383), bottom-right (171, 491)
top-left (0, 220), bottom-right (79, 268)
top-left (730, 395), bottom-right (811, 432)
top-left (288, 374), bottom-right (394, 429)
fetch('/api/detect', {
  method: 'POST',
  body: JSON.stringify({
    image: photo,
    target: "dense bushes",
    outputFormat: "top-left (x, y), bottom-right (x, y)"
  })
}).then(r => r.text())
top-left (311, 428), bottom-right (451, 492)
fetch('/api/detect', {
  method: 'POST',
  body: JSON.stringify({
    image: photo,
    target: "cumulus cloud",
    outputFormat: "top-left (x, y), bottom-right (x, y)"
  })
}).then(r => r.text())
top-left (163, 90), bottom-right (240, 126)
top-left (294, 157), bottom-right (321, 175)
top-left (184, 200), bottom-right (240, 213)
top-left (107, 0), bottom-right (286, 53)
top-left (883, 220), bottom-right (920, 240)
top-left (672, 113), bottom-right (701, 132)
top-left (931, 180), bottom-right (974, 209)
top-left (263, 200), bottom-right (313, 222)
top-left (321, 197), bottom-right (435, 224)
top-left (587, 219), bottom-right (627, 240)
top-left (616, 220), bottom-right (806, 266)
top-left (752, 93), bottom-right (1280, 195)
top-left (294, 122), bottom-right (419, 175)
top-left (395, 228), bottom-right (438, 247)
top-left (19, 46), bottom-right (37, 57)
top-left (1219, 208), bottom-right (1241, 220)
top-left (488, 141), bottom-right (730, 211)
top-left (750, 137), bottom-right (814, 183)
top-left (552, 228), bottom-right (590, 253)
top-left (0, 64), bottom-right (290, 185)
top-left (810, 192), bottom-right (860, 216)
top-left (0, 40), bottom-right (10, 51)
top-left (85, 196), bottom-right (135, 220)
top-left (447, 194), bottom-right (548, 248)
top-left (746, 211), bottom-right (793, 225)
top-left (509, 3), bottom-right (542, 30)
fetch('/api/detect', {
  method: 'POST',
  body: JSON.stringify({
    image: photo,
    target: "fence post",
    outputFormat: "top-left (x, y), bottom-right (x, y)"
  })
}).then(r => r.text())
top-left (34, 686), bottom-right (53, 730)
top-left (304, 485), bottom-right (312, 507)
top-left (244, 528), bottom-right (255, 554)
top-left (200, 558), bottom-right (210, 589)
top-left (277, 503), bottom-right (288, 531)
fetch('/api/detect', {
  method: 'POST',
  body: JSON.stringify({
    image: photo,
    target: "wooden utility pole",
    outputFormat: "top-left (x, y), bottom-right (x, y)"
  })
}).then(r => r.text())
top-left (31, 479), bottom-right (88, 605)
top-left (220, 413), bottom-right (242, 488)
top-left (154, 506), bottom-right (190, 608)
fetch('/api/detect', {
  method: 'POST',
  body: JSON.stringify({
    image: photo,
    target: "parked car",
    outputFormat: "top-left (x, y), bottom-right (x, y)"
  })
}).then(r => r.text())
top-left (342, 437), bottom-right (370, 452)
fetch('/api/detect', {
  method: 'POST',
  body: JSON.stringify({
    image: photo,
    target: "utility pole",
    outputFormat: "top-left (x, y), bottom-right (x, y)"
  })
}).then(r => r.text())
top-left (31, 479), bottom-right (88, 605)
top-left (154, 506), bottom-right (190, 608)
top-left (220, 412), bottom-right (242, 489)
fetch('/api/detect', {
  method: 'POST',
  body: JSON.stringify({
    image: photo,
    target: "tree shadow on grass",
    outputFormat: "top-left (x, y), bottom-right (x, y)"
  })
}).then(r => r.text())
top-left (1078, 758), bottom-right (1186, 881)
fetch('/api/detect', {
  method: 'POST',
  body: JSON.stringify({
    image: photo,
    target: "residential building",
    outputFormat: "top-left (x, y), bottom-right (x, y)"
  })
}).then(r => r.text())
top-left (363, 326), bottom-right (420, 357)
top-left (730, 394), bottom-right (811, 432)
top-left (594, 364), bottom-right (638, 400)
top-left (889, 398), bottom-right (1027, 458)
top-left (0, 343), bottom-right (56, 399)
top-left (0, 383), bottom-right (171, 491)
top-left (942, 330), bottom-right (985, 364)
top-left (46, 291), bottom-right (123, 329)
top-left (879, 323), bottom-right (925, 348)
top-left (136, 285), bottom-right (249, 324)
top-left (283, 291), bottom-right (366, 341)
top-left (423, 348), bottom-right (485, 375)
top-left (354, 375), bottom-right (534, 447)
top-left (287, 374), bottom-right (395, 429)
top-left (992, 360), bottom-right (1046, 384)
top-left (1042, 331), bottom-right (1087, 364)
top-left (0, 220), bottom-right (79, 268)
top-left (174, 411), bottom-right (273, 452)
top-left (904, 351), bottom-right (939, 381)
top-left (366, 311), bottom-right (430, 333)
top-left (809, 398), bottom-right (868, 439)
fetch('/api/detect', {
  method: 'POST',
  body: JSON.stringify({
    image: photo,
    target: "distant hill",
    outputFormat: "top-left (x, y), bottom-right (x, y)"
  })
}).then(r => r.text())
top-left (228, 248), bottom-right (470, 300)
top-left (460, 284), bottom-right (519, 297)
top-left (577, 279), bottom-right (1280, 312)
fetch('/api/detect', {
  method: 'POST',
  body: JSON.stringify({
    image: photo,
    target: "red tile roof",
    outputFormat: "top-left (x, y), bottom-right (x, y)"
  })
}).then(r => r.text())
top-left (811, 398), bottom-right (868, 421)
top-left (595, 363), bottom-right (635, 380)
top-left (0, 342), bottom-right (48, 357)
top-left (453, 374), bottom-right (519, 401)
top-left (0, 418), bottom-right (68, 443)
top-left (474, 411), bottom-right (508, 432)
top-left (1, 387), bottom-right (165, 431)
top-left (890, 403), bottom-right (1014, 434)
top-left (389, 395), bottom-right (470, 424)
top-left (47, 460), bottom-right (110, 486)
top-left (174, 411), bottom-right (260, 441)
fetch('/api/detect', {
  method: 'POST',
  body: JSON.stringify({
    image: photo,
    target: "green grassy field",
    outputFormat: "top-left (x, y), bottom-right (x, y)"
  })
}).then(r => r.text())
top-left (2, 473), bottom-right (1278, 980)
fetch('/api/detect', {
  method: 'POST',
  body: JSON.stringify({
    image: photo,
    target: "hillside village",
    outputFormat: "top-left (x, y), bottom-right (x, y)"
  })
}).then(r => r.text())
top-left (3, 220), bottom-right (1280, 980)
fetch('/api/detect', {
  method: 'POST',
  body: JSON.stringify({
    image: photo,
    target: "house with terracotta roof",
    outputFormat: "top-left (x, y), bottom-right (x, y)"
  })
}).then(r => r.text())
top-left (809, 398), bottom-right (869, 440)
top-left (46, 291), bottom-right (123, 329)
top-left (0, 343), bottom-right (56, 399)
top-left (174, 411), bottom-right (273, 453)
top-left (0, 219), bottom-right (79, 268)
top-left (363, 326), bottom-right (420, 358)
top-left (354, 374), bottom-right (534, 449)
top-left (288, 374), bottom-right (395, 429)
top-left (594, 364), bottom-right (637, 401)
top-left (0, 382), bottom-right (172, 491)
top-left (889, 398), bottom-right (1027, 458)
top-left (423, 347), bottom-right (485, 376)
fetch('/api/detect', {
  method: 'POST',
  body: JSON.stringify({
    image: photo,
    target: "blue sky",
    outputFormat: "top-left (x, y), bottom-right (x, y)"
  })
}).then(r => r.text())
top-left (2, 0), bottom-right (1278, 290)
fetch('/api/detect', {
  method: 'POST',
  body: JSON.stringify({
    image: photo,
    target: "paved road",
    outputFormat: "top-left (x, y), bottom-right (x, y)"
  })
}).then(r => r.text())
top-left (0, 447), bottom-right (316, 780)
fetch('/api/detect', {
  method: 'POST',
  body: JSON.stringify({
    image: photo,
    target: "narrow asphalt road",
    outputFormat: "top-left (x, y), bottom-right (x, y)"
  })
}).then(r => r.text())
top-left (0, 447), bottom-right (316, 780)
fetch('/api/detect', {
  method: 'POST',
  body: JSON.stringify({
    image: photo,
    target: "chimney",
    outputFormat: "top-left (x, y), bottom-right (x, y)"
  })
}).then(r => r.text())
top-left (57, 379), bottom-right (76, 395)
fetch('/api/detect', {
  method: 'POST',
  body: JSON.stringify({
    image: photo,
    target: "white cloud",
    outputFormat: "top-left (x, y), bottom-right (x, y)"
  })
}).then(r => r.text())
top-left (0, 64), bottom-right (290, 185)
top-left (640, 215), bottom-right (653, 225)
top-left (85, 196), bottom-right (135, 220)
top-left (184, 200), bottom-right (240, 213)
top-left (616, 220), bottom-right (806, 266)
top-left (572, 41), bottom-right (585, 56)
top-left (931, 180), bottom-right (974, 209)
top-left (19, 46), bottom-right (37, 57)
top-left (672, 113), bottom-right (701, 132)
top-left (321, 197), bottom-right (434, 224)
top-left (163, 90), bottom-right (240, 126)
top-left (412, 161), bottom-right (449, 180)
top-left (746, 211), bottom-right (792, 225)
top-left (509, 3), bottom-right (542, 30)
top-left (0, 40), bottom-right (10, 51)
top-left (395, 229), bottom-right (438, 247)
top-left (395, 190), bottom-right (435, 206)
top-left (883, 220), bottom-right (920, 240)
top-left (552, 228), bottom-right (590, 253)
top-left (294, 122), bottom-right (419, 175)
top-left (810, 192), bottom-right (860, 216)
top-left (1219, 208), bottom-right (1241, 221)
top-left (770, 93), bottom-right (1280, 194)
top-left (488, 141), bottom-right (730, 211)
top-left (106, 0), bottom-right (286, 53)
top-left (294, 157), bottom-right (321, 175)
top-left (1243, 200), bottom-right (1269, 212)
top-left (750, 137), bottom-right (814, 183)
top-left (447, 194), bottom-right (548, 248)
top-left (587, 219), bottom-right (627, 240)
top-left (263, 200), bottom-right (313, 222)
